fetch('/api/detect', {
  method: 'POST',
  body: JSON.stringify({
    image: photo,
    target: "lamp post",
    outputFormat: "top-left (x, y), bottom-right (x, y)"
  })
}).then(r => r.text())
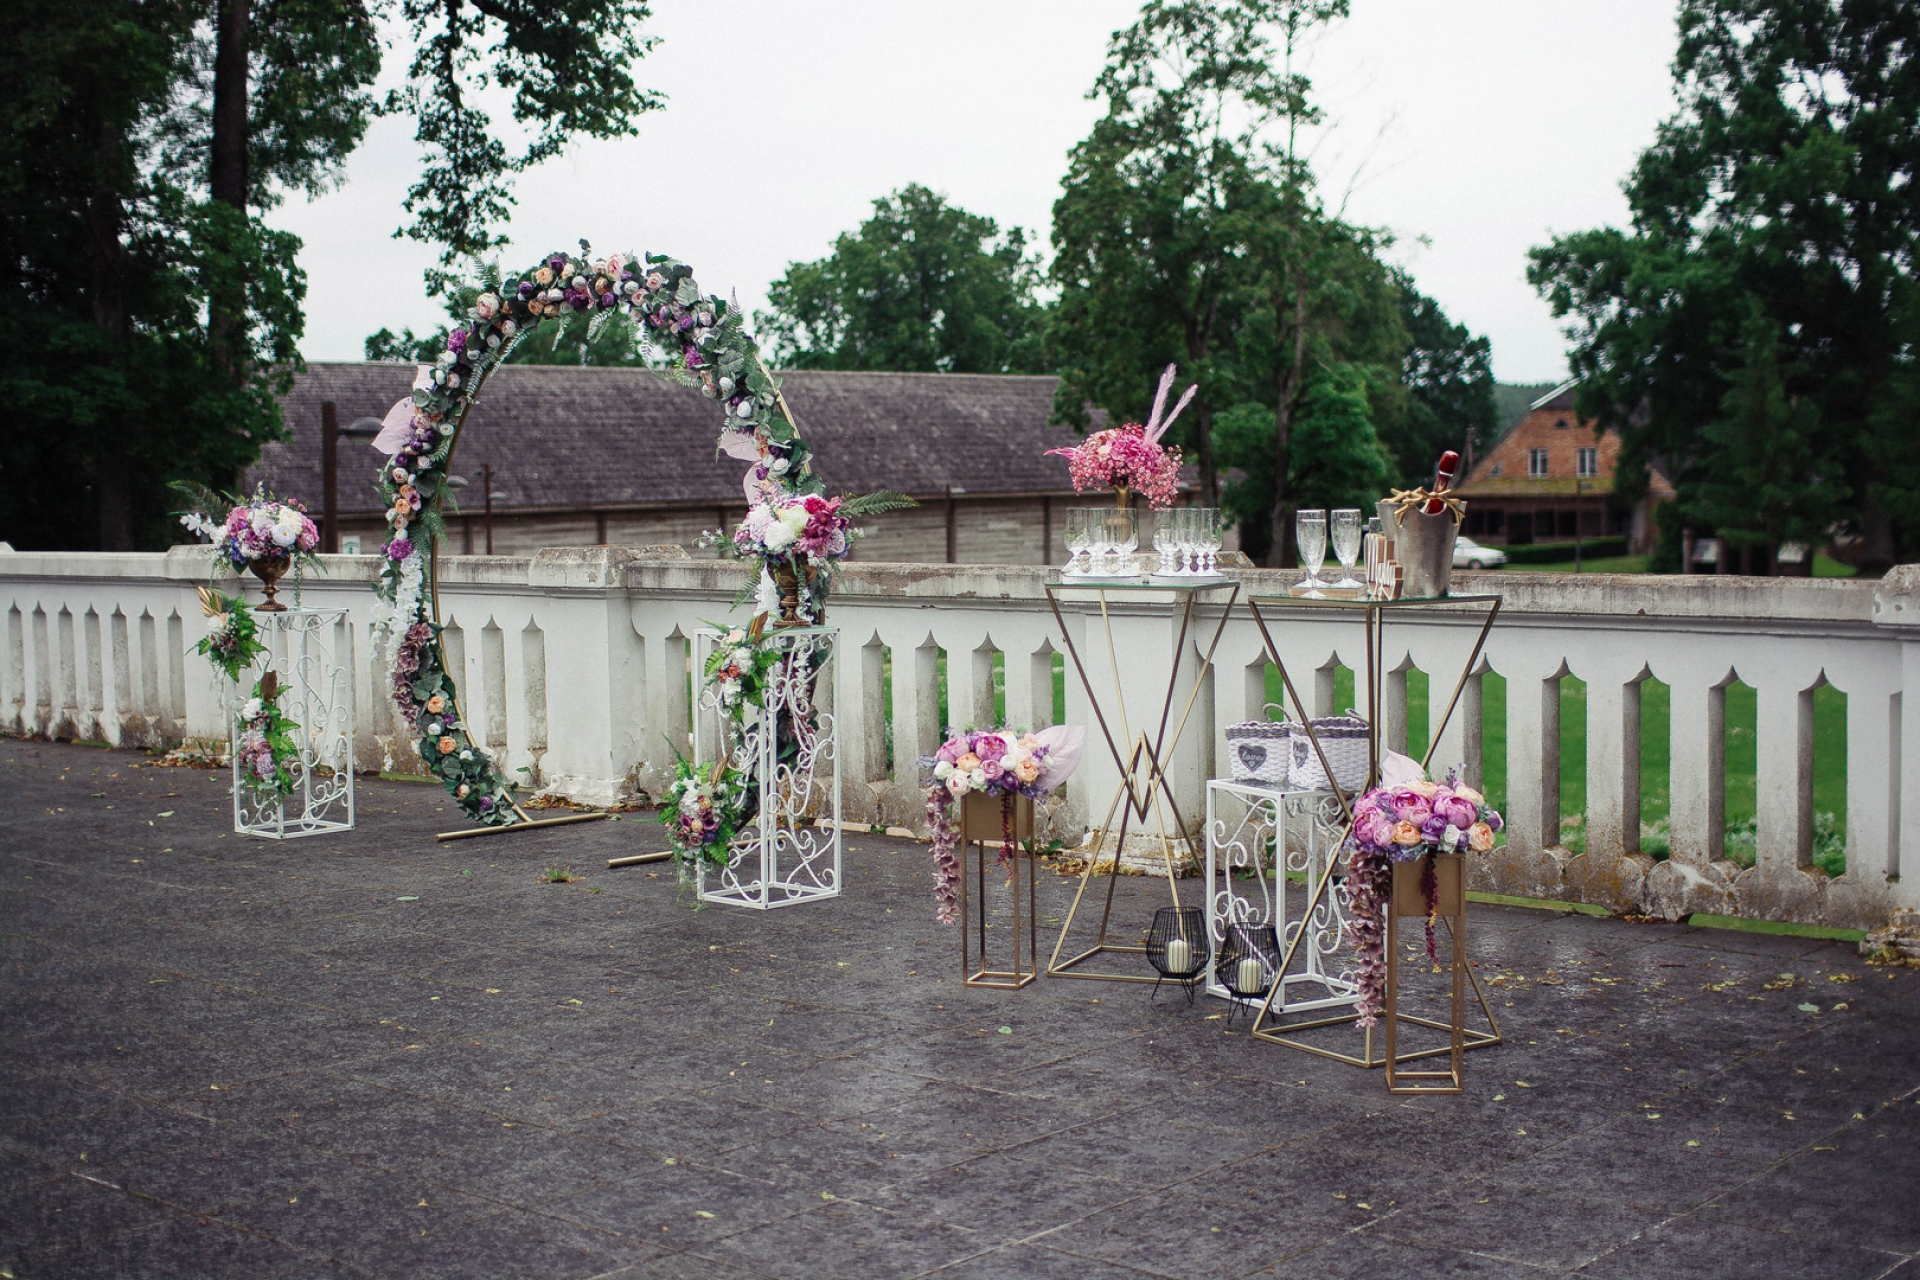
top-left (1573, 477), bottom-right (1585, 574)
top-left (482, 462), bottom-right (507, 555)
top-left (320, 401), bottom-right (387, 554)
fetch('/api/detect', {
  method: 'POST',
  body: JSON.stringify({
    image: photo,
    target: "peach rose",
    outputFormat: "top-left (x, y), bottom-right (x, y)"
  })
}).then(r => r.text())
top-left (955, 753), bottom-right (981, 772)
top-left (425, 694), bottom-right (446, 714)
top-left (455, 783), bottom-right (469, 798)
top-left (437, 736), bottom-right (456, 755)
top-left (1391, 820), bottom-right (1423, 846)
top-left (1409, 780), bottom-right (1440, 798)
top-left (1454, 784), bottom-right (1485, 806)
top-left (535, 267), bottom-right (554, 286)
top-left (1014, 758), bottom-right (1041, 783)
top-left (1467, 822), bottom-right (1494, 852)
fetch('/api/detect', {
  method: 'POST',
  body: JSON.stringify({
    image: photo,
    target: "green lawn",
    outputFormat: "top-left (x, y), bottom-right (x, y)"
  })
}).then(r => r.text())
top-left (1265, 663), bottom-right (1849, 874)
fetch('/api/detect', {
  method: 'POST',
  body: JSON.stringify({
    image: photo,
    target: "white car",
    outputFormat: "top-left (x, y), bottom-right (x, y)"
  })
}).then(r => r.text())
top-left (1453, 536), bottom-right (1507, 570)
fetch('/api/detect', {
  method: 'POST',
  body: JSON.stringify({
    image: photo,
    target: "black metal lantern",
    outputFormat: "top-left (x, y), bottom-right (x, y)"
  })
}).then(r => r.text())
top-left (1216, 922), bottom-right (1281, 1023)
top-left (1145, 906), bottom-right (1210, 1003)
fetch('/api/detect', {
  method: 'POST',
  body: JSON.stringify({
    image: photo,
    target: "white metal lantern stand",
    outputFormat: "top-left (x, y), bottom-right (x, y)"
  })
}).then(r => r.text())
top-left (692, 626), bottom-right (842, 909)
top-left (1203, 779), bottom-right (1355, 1014)
top-left (231, 608), bottom-right (355, 839)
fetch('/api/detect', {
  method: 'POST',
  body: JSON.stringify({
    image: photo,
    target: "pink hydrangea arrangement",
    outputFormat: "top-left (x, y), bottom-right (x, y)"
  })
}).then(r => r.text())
top-left (923, 725), bottom-right (1084, 923)
top-left (1046, 363), bottom-right (1194, 510)
top-left (1344, 768), bottom-right (1503, 1027)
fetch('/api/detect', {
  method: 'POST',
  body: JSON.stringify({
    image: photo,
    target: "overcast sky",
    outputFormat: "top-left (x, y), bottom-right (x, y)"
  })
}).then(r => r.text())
top-left (276, 0), bottom-right (1683, 385)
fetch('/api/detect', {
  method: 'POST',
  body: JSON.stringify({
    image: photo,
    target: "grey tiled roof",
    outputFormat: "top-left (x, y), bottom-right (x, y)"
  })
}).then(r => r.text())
top-left (255, 363), bottom-right (1096, 515)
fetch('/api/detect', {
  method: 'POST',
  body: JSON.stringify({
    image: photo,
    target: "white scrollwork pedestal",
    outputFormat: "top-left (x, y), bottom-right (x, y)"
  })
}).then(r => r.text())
top-left (692, 626), bottom-right (841, 909)
top-left (231, 609), bottom-right (355, 839)
top-left (1203, 779), bottom-right (1355, 1012)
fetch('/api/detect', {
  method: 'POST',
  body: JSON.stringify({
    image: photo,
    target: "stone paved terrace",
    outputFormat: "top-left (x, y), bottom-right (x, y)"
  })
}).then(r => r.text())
top-left (3, 740), bottom-right (1918, 1280)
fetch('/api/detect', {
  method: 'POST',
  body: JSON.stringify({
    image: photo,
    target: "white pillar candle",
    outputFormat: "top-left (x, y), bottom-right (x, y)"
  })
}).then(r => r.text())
top-left (1236, 956), bottom-right (1265, 993)
top-left (1165, 938), bottom-right (1191, 973)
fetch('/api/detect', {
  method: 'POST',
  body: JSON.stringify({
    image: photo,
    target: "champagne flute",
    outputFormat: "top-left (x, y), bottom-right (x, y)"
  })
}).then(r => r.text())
top-left (1330, 508), bottom-right (1363, 589)
top-left (1065, 508), bottom-right (1091, 576)
top-left (1296, 508), bottom-right (1328, 596)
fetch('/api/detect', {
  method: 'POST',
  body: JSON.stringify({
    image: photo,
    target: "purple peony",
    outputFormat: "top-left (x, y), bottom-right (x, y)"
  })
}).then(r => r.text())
top-left (1486, 811), bottom-right (1504, 833)
top-left (385, 538), bottom-right (413, 561)
top-left (477, 795), bottom-right (494, 812)
top-left (447, 328), bottom-right (467, 353)
top-left (1433, 791), bottom-right (1478, 829)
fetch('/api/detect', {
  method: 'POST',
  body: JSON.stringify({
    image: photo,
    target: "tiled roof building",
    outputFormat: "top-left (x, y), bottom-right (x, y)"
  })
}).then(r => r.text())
top-left (253, 363), bottom-right (1111, 564)
top-left (1454, 382), bottom-right (1674, 551)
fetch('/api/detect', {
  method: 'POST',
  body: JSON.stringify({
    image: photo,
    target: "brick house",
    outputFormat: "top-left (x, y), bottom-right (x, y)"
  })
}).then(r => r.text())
top-left (1454, 382), bottom-right (1674, 551)
top-left (253, 363), bottom-right (1162, 565)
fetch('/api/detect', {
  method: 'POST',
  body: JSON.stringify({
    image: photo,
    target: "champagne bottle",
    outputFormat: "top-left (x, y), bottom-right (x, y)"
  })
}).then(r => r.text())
top-left (1423, 450), bottom-right (1460, 515)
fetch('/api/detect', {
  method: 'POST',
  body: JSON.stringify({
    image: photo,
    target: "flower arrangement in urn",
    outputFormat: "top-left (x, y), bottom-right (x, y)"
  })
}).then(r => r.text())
top-left (1047, 364), bottom-right (1194, 509)
top-left (181, 486), bottom-right (320, 611)
top-left (1343, 765), bottom-right (1503, 1027)
top-left (923, 726), bottom-right (1084, 923)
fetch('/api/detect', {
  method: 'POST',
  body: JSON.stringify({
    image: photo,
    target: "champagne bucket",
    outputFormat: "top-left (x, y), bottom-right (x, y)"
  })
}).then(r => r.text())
top-left (1385, 503), bottom-right (1462, 598)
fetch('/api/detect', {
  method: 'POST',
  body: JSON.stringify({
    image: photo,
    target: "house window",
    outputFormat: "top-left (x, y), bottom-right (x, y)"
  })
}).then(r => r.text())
top-left (1528, 448), bottom-right (1549, 478)
top-left (1489, 463), bottom-right (1502, 478)
top-left (1577, 446), bottom-right (1598, 478)
top-left (1554, 417), bottom-right (1571, 429)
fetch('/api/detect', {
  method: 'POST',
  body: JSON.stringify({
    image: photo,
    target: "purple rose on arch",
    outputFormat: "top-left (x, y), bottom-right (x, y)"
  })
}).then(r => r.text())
top-left (447, 329), bottom-right (467, 353)
top-left (384, 538), bottom-right (413, 561)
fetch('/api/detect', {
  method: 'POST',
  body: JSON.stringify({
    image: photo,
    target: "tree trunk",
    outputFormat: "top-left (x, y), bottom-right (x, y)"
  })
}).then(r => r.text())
top-left (208, 0), bottom-right (250, 387)
top-left (1264, 272), bottom-right (1310, 568)
top-left (87, 116), bottom-right (133, 551)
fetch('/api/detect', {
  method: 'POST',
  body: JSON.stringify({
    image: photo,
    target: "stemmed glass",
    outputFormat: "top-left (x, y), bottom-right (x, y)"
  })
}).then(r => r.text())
top-left (1105, 509), bottom-right (1139, 577)
top-left (1296, 508), bottom-right (1328, 596)
top-left (1196, 507), bottom-right (1222, 576)
top-left (1152, 509), bottom-right (1179, 576)
top-left (1330, 508), bottom-right (1364, 589)
top-left (1084, 509), bottom-right (1112, 577)
top-left (1065, 508), bottom-right (1092, 576)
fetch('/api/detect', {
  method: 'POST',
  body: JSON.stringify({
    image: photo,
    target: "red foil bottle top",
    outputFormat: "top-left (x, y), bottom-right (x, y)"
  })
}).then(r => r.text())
top-left (1423, 450), bottom-right (1460, 515)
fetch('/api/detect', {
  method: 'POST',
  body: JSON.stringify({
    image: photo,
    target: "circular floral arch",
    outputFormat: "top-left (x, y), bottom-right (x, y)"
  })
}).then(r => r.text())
top-left (370, 246), bottom-right (827, 827)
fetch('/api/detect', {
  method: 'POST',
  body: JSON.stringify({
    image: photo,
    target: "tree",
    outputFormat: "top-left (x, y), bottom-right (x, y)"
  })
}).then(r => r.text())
top-left (757, 186), bottom-right (1048, 374)
top-left (0, 0), bottom-right (303, 550)
top-left (1387, 272), bottom-right (1498, 487)
top-left (1529, 0), bottom-right (1920, 574)
top-left (1215, 363), bottom-right (1392, 563)
top-left (1, 0), bottom-right (664, 550)
top-left (1050, 1), bottom-right (1349, 505)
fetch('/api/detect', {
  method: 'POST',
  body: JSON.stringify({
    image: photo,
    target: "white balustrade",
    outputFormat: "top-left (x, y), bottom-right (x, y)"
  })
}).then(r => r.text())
top-left (2, 546), bottom-right (1915, 930)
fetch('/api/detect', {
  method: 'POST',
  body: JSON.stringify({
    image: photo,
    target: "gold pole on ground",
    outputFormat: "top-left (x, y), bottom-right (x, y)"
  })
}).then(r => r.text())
top-left (607, 850), bottom-right (674, 868)
top-left (435, 811), bottom-right (612, 841)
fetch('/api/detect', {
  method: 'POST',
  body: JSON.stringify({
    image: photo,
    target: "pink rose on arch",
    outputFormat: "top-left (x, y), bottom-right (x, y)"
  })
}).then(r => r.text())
top-left (1395, 796), bottom-right (1433, 827)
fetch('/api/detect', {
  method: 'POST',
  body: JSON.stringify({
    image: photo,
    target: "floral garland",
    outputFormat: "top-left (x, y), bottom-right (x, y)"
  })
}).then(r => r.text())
top-left (662, 753), bottom-right (749, 870)
top-left (193, 588), bottom-right (266, 684)
top-left (1343, 768), bottom-right (1504, 1027)
top-left (922, 726), bottom-right (1084, 922)
top-left (371, 244), bottom-right (906, 828)
top-left (235, 673), bottom-right (299, 799)
top-left (1046, 364), bottom-right (1193, 509)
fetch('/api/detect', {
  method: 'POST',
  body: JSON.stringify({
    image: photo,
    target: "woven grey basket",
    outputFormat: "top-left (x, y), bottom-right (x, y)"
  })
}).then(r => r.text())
top-left (1287, 711), bottom-right (1370, 793)
top-left (1224, 705), bottom-right (1291, 787)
